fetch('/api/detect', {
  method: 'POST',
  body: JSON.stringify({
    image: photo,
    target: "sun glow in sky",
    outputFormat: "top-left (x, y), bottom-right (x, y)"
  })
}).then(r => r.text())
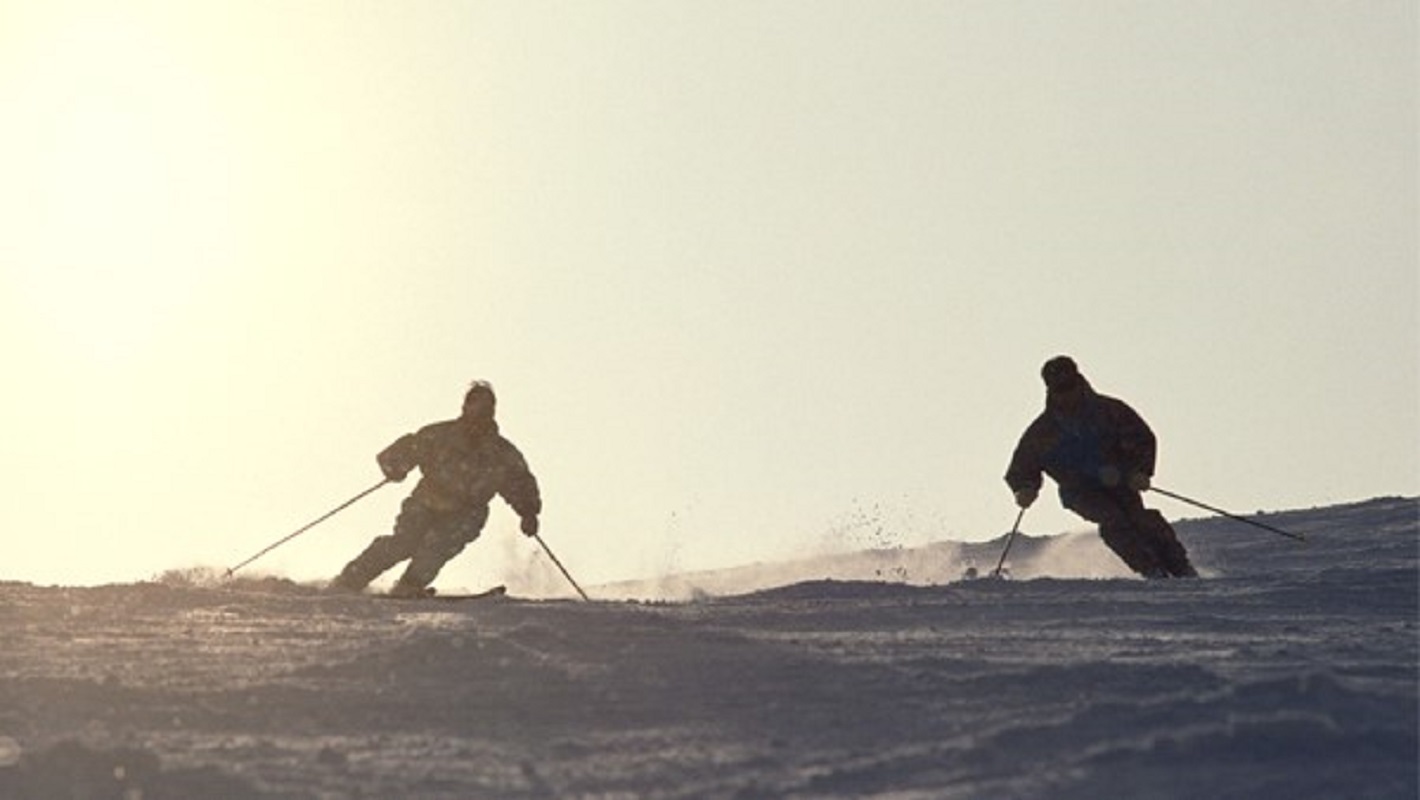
top-left (1, 1), bottom-right (1415, 591)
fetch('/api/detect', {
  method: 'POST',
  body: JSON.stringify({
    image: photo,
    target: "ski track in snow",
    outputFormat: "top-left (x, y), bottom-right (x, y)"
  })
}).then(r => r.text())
top-left (0, 496), bottom-right (1414, 798)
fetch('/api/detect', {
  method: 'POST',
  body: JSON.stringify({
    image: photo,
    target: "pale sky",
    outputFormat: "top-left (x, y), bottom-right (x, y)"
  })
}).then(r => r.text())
top-left (1, 1), bottom-right (1415, 591)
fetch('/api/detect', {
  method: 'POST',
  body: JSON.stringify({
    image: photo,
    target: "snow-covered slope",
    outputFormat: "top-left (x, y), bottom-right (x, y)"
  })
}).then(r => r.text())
top-left (0, 496), bottom-right (1414, 798)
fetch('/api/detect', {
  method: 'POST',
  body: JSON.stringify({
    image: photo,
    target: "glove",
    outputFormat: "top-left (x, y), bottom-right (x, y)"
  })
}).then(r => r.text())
top-left (377, 456), bottom-right (410, 483)
top-left (377, 436), bottom-right (417, 483)
top-left (520, 515), bottom-right (540, 537)
top-left (1013, 488), bottom-right (1038, 508)
top-left (1128, 472), bottom-right (1151, 491)
top-left (1098, 465), bottom-right (1122, 488)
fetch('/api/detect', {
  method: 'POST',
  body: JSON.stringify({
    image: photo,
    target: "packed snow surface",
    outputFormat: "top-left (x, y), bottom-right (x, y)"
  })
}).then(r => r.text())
top-left (0, 496), bottom-right (1414, 798)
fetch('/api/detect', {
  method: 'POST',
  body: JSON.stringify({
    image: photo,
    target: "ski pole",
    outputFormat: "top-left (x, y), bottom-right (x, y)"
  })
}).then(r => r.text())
top-left (1149, 486), bottom-right (1305, 542)
top-left (533, 533), bottom-right (590, 601)
top-left (226, 478), bottom-right (392, 577)
top-left (991, 507), bottom-right (1027, 578)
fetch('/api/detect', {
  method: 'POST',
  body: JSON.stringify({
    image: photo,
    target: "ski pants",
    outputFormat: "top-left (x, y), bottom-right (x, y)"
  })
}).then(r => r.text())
top-left (1064, 487), bottom-right (1196, 578)
top-left (335, 497), bottom-right (489, 591)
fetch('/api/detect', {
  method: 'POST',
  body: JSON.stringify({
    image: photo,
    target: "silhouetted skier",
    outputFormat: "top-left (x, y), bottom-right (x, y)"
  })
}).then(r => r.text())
top-left (330, 381), bottom-right (542, 596)
top-left (1006, 356), bottom-right (1196, 578)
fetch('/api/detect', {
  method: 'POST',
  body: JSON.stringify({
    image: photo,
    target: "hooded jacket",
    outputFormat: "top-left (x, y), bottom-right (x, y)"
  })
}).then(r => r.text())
top-left (1005, 377), bottom-right (1157, 505)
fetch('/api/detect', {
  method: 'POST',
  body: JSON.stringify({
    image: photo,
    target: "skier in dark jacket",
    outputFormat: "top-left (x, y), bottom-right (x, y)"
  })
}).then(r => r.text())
top-left (330, 380), bottom-right (542, 596)
top-left (1005, 356), bottom-right (1195, 578)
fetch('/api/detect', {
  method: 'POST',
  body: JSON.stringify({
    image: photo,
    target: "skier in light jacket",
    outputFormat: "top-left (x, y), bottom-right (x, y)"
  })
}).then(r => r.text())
top-left (330, 380), bottom-right (542, 596)
top-left (1005, 356), bottom-right (1195, 578)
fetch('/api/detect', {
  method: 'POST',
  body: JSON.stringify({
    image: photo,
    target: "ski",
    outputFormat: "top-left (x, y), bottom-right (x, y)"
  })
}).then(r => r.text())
top-left (375, 585), bottom-right (508, 602)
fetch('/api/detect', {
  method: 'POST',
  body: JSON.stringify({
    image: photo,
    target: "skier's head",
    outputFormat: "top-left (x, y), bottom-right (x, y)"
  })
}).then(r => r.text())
top-left (1042, 356), bottom-right (1090, 410)
top-left (1041, 355), bottom-right (1081, 392)
top-left (462, 380), bottom-right (497, 423)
